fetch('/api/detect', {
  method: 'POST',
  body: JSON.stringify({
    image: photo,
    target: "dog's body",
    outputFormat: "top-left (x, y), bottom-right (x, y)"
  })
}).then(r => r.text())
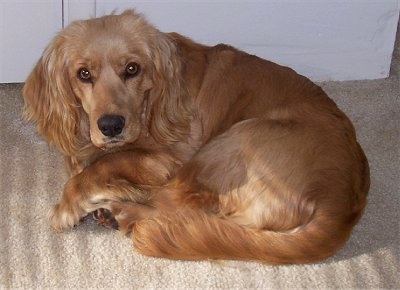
top-left (23, 10), bottom-right (369, 264)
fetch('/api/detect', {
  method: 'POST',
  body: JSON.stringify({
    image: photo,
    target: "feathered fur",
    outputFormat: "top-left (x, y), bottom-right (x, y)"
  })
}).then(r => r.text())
top-left (23, 10), bottom-right (370, 264)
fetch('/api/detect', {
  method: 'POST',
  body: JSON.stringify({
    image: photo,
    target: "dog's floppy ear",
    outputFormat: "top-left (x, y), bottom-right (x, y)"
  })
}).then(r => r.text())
top-left (23, 36), bottom-right (82, 156)
top-left (146, 33), bottom-right (192, 144)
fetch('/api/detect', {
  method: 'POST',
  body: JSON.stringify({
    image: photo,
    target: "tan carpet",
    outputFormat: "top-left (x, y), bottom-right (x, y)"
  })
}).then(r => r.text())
top-left (1, 27), bottom-right (399, 288)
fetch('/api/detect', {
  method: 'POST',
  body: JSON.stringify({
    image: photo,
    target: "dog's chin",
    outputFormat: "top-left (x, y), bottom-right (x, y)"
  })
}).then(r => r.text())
top-left (91, 138), bottom-right (128, 151)
top-left (90, 127), bottom-right (142, 150)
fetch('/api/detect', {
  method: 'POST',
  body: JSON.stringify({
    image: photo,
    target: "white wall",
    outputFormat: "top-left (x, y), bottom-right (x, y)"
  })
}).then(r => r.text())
top-left (0, 1), bottom-right (399, 83)
top-left (95, 0), bottom-right (400, 81)
top-left (0, 0), bottom-right (62, 83)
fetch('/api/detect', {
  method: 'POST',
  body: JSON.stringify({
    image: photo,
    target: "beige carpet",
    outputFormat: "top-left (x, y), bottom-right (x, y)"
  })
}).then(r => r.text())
top-left (1, 27), bottom-right (399, 289)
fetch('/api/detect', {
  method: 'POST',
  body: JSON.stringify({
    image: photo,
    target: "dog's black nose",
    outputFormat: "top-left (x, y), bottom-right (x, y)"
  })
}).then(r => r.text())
top-left (97, 115), bottom-right (125, 137)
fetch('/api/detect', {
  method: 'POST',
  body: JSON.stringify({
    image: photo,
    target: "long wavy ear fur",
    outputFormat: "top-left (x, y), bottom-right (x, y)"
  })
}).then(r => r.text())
top-left (23, 37), bottom-right (82, 156)
top-left (117, 9), bottom-right (192, 143)
top-left (145, 25), bottom-right (193, 144)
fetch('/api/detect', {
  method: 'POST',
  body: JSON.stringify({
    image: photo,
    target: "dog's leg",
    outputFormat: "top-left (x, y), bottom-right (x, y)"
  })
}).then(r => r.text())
top-left (92, 181), bottom-right (219, 234)
top-left (49, 150), bottom-right (178, 231)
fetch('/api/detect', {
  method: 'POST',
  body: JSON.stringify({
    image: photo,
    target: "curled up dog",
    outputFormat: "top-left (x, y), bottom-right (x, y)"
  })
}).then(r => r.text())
top-left (22, 10), bottom-right (370, 264)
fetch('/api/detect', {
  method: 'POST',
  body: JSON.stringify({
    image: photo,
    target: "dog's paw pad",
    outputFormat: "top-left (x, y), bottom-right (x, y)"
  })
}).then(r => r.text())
top-left (93, 208), bottom-right (119, 230)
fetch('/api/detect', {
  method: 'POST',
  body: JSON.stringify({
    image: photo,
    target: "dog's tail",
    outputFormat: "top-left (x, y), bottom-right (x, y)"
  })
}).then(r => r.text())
top-left (131, 206), bottom-right (359, 264)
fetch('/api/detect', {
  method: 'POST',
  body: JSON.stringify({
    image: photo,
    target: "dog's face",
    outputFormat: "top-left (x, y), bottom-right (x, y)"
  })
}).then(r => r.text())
top-left (65, 16), bottom-right (154, 148)
top-left (24, 10), bottom-right (185, 155)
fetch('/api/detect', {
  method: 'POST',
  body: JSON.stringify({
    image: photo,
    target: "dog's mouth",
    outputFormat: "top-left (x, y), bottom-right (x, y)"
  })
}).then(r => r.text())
top-left (88, 133), bottom-right (126, 150)
top-left (98, 137), bottom-right (127, 150)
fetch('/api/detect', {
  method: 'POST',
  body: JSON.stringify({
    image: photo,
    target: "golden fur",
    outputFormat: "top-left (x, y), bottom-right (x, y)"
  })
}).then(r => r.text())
top-left (23, 10), bottom-right (370, 264)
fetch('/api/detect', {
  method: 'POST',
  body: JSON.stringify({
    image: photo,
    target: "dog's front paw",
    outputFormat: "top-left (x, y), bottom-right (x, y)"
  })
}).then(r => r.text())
top-left (48, 203), bottom-right (83, 232)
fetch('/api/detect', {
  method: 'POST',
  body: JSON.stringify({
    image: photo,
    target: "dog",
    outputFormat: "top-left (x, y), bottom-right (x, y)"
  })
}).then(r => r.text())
top-left (22, 10), bottom-right (370, 264)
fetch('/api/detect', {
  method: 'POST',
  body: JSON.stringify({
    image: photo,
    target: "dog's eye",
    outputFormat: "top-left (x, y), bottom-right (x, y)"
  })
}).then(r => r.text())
top-left (77, 68), bottom-right (92, 82)
top-left (125, 62), bottom-right (140, 78)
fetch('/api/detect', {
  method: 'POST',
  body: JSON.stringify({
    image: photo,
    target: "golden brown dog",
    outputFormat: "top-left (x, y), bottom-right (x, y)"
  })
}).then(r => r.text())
top-left (23, 10), bottom-right (370, 264)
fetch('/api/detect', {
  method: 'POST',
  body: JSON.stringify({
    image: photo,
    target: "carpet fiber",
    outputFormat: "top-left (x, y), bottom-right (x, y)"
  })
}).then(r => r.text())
top-left (1, 27), bottom-right (399, 288)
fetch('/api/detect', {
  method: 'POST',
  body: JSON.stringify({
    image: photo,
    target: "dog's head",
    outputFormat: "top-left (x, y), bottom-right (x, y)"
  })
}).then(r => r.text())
top-left (23, 10), bottom-right (190, 156)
